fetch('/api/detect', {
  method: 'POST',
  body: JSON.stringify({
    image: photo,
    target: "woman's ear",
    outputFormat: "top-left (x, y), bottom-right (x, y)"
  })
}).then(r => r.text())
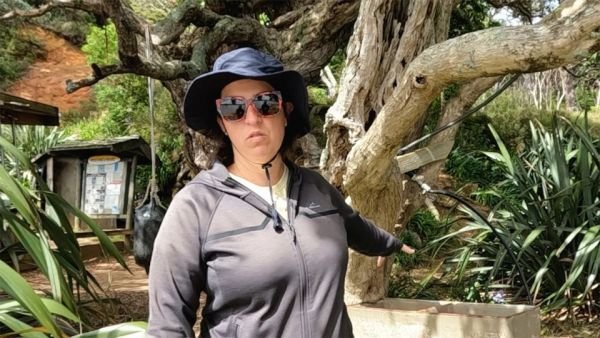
top-left (217, 117), bottom-right (228, 136)
top-left (285, 102), bottom-right (294, 117)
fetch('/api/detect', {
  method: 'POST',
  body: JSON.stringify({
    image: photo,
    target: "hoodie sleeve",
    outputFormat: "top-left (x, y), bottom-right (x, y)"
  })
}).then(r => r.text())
top-left (147, 190), bottom-right (205, 338)
top-left (328, 184), bottom-right (403, 256)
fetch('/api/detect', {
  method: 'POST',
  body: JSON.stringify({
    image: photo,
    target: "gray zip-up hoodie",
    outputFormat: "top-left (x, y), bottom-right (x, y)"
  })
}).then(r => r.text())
top-left (147, 161), bottom-right (402, 338)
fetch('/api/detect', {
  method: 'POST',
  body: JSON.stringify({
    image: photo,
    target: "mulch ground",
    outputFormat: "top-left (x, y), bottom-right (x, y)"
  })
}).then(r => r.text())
top-left (22, 255), bottom-right (150, 330)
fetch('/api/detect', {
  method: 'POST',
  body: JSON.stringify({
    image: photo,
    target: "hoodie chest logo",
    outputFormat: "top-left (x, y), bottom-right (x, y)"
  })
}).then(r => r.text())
top-left (308, 202), bottom-right (320, 209)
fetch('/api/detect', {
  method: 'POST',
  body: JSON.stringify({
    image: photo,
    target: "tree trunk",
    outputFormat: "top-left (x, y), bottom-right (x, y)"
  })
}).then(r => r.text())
top-left (559, 67), bottom-right (579, 112)
top-left (322, 0), bottom-right (457, 304)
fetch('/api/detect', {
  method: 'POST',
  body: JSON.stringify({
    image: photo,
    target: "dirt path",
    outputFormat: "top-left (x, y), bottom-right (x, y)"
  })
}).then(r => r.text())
top-left (7, 27), bottom-right (92, 113)
top-left (22, 254), bottom-right (150, 329)
top-left (22, 253), bottom-right (204, 331)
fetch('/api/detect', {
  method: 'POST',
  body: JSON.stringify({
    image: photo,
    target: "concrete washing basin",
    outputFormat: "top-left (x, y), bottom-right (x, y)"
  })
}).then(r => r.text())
top-left (347, 298), bottom-right (540, 338)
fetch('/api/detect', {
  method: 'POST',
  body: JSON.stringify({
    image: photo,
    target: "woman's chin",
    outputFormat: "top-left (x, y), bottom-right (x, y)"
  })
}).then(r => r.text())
top-left (239, 150), bottom-right (279, 164)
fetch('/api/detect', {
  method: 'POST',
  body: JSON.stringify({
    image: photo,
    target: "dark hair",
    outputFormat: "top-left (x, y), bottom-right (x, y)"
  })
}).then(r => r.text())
top-left (207, 102), bottom-right (299, 167)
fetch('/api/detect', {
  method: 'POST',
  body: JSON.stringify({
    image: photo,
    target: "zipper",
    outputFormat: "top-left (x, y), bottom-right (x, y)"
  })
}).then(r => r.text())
top-left (288, 208), bottom-right (310, 338)
top-left (225, 175), bottom-right (309, 337)
top-left (286, 169), bottom-right (310, 338)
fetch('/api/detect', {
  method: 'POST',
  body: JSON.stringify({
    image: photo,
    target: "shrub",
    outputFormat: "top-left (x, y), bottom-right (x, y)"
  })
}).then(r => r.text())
top-left (0, 25), bottom-right (43, 90)
top-left (479, 88), bottom-right (556, 146)
top-left (396, 210), bottom-right (448, 266)
top-left (445, 115), bottom-right (506, 196)
top-left (435, 115), bottom-right (599, 314)
top-left (11, 125), bottom-right (68, 158)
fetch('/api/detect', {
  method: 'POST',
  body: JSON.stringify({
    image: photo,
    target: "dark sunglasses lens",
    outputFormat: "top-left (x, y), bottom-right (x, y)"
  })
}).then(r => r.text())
top-left (219, 98), bottom-right (246, 120)
top-left (253, 93), bottom-right (280, 116)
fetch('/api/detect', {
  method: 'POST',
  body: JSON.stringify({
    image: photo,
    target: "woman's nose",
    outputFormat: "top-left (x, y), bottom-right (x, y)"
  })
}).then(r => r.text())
top-left (244, 103), bottom-right (262, 124)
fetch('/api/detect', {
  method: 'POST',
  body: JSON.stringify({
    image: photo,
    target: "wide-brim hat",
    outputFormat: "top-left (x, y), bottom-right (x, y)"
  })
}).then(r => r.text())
top-left (183, 47), bottom-right (310, 138)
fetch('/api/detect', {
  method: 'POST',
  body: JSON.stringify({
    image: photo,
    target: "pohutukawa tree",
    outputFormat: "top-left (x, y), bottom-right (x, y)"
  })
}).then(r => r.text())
top-left (3, 0), bottom-right (599, 304)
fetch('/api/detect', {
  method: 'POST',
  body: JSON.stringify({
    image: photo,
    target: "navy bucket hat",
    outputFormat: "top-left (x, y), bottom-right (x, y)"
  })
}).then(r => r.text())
top-left (183, 47), bottom-right (310, 138)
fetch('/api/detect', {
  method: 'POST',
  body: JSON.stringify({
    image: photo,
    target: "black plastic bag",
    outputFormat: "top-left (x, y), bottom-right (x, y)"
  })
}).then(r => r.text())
top-left (133, 198), bottom-right (165, 274)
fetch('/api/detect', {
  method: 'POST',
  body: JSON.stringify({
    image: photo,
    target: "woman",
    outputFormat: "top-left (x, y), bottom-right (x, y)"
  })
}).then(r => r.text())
top-left (147, 47), bottom-right (414, 338)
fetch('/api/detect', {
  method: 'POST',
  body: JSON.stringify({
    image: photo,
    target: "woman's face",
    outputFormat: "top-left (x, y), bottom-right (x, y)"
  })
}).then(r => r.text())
top-left (217, 79), bottom-right (287, 165)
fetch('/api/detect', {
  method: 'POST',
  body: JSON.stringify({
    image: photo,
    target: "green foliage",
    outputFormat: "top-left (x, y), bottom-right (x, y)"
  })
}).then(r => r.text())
top-left (327, 49), bottom-right (346, 81)
top-left (32, 8), bottom-right (94, 46)
top-left (129, 0), bottom-right (182, 23)
top-left (446, 148), bottom-right (505, 188)
top-left (135, 135), bottom-right (183, 204)
top-left (0, 26), bottom-right (43, 90)
top-left (388, 210), bottom-right (451, 298)
top-left (435, 116), bottom-right (600, 314)
top-left (0, 136), bottom-right (134, 336)
top-left (445, 89), bottom-right (559, 205)
top-left (575, 85), bottom-right (597, 113)
top-left (573, 52), bottom-right (599, 112)
top-left (258, 12), bottom-right (271, 26)
top-left (480, 88), bottom-right (555, 146)
top-left (445, 115), bottom-right (506, 195)
top-left (81, 23), bottom-right (118, 65)
top-left (308, 87), bottom-right (333, 106)
top-left (0, 260), bottom-right (79, 337)
top-left (1, 126), bottom-right (68, 159)
top-left (423, 84), bottom-right (461, 136)
top-left (64, 24), bottom-right (182, 203)
top-left (450, 0), bottom-right (499, 38)
top-left (394, 210), bottom-right (448, 270)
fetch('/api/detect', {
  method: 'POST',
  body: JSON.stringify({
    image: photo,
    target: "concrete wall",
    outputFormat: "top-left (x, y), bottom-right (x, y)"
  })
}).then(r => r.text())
top-left (347, 298), bottom-right (540, 338)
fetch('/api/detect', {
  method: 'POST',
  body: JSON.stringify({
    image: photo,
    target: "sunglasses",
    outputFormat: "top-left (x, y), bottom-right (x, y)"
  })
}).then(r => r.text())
top-left (216, 91), bottom-right (283, 121)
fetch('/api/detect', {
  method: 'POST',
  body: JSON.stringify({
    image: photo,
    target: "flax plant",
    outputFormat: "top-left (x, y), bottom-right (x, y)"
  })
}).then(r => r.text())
top-left (0, 136), bottom-right (146, 336)
top-left (434, 114), bottom-right (599, 314)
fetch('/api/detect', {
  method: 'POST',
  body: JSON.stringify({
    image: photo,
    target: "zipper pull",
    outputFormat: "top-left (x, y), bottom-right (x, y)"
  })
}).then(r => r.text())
top-left (272, 208), bottom-right (284, 233)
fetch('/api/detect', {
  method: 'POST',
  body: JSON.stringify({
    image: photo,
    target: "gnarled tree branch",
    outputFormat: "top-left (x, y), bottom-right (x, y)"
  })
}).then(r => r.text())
top-left (153, 0), bottom-right (222, 45)
top-left (344, 0), bottom-right (600, 194)
top-left (2, 0), bottom-right (358, 94)
top-left (0, 0), bottom-right (105, 20)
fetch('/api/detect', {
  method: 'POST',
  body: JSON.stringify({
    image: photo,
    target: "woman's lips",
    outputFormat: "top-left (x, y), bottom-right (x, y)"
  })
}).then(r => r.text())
top-left (247, 131), bottom-right (266, 140)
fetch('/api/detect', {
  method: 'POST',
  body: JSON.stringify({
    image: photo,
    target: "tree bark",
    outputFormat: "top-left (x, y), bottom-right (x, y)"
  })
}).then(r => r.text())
top-left (322, 0), bottom-right (458, 304)
top-left (327, 0), bottom-right (600, 304)
top-left (559, 67), bottom-right (579, 112)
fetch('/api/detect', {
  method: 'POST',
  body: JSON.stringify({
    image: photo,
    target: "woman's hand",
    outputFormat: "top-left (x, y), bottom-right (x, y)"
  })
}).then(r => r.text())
top-left (376, 244), bottom-right (415, 268)
top-left (400, 244), bottom-right (416, 254)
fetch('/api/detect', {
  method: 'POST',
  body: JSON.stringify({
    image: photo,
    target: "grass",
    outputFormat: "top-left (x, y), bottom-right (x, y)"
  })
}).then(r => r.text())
top-left (564, 106), bottom-right (600, 138)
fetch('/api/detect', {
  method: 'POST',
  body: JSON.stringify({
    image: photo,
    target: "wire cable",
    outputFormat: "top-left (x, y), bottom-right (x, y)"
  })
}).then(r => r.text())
top-left (397, 74), bottom-right (521, 155)
top-left (410, 174), bottom-right (533, 305)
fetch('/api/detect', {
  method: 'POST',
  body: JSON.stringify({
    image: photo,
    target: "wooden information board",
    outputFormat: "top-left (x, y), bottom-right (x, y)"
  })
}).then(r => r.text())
top-left (83, 155), bottom-right (126, 215)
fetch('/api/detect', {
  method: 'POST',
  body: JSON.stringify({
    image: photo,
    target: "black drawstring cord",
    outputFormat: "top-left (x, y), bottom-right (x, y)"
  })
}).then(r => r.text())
top-left (410, 174), bottom-right (533, 305)
top-left (262, 162), bottom-right (283, 232)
